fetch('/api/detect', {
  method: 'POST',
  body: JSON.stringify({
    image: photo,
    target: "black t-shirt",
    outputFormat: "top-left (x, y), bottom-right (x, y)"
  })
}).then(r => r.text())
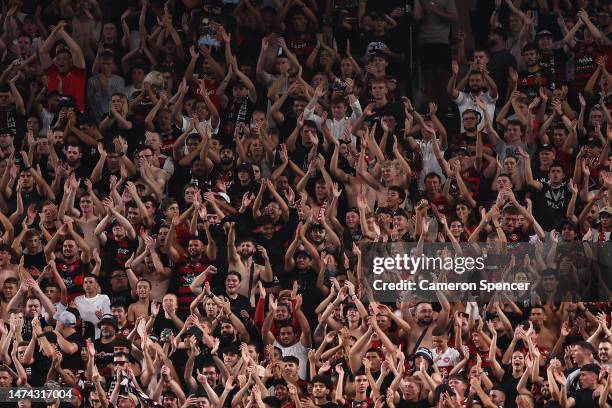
top-left (531, 183), bottom-right (571, 231)
top-left (23, 250), bottom-right (47, 277)
top-left (28, 348), bottom-right (52, 386)
top-left (94, 338), bottom-right (115, 378)
top-left (570, 389), bottom-right (598, 408)
top-left (61, 330), bottom-right (83, 371)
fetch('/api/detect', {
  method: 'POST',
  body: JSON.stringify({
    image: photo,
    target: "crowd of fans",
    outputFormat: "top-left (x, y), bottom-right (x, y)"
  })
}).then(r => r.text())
top-left (0, 0), bottom-right (611, 407)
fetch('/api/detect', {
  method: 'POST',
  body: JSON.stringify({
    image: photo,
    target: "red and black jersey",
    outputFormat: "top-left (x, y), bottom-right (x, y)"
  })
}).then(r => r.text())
top-left (345, 398), bottom-right (374, 408)
top-left (102, 233), bottom-right (138, 271)
top-left (56, 257), bottom-right (88, 303)
top-left (517, 68), bottom-right (555, 100)
top-left (174, 256), bottom-right (212, 311)
top-left (573, 43), bottom-right (612, 93)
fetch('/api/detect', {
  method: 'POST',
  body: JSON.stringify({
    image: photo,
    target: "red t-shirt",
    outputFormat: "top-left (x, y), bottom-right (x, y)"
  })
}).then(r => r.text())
top-left (45, 65), bottom-right (87, 112)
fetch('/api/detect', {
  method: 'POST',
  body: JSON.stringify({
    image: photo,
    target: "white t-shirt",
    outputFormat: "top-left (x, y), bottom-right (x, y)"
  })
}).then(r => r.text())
top-left (273, 340), bottom-right (308, 379)
top-left (453, 91), bottom-right (497, 133)
top-left (75, 294), bottom-right (111, 339)
top-left (432, 347), bottom-right (461, 374)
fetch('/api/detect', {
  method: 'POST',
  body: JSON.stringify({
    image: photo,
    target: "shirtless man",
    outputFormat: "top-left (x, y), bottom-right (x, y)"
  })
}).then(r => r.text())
top-left (402, 298), bottom-right (451, 353)
top-left (59, 178), bottom-right (102, 250)
top-left (358, 134), bottom-right (411, 209)
top-left (529, 305), bottom-right (558, 350)
top-left (226, 222), bottom-right (273, 307)
top-left (296, 155), bottom-right (335, 219)
top-left (0, 244), bottom-right (18, 288)
top-left (127, 278), bottom-right (152, 322)
top-left (125, 237), bottom-right (171, 302)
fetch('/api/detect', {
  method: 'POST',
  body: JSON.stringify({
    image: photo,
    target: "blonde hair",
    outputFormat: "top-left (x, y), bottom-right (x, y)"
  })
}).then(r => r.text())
top-left (143, 71), bottom-right (164, 91)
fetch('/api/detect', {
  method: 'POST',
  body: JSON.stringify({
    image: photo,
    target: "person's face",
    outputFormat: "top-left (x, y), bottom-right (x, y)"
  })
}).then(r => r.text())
top-left (599, 342), bottom-right (611, 362)
top-left (292, 13), bottom-right (307, 31)
top-left (300, 125), bottom-right (317, 147)
top-left (401, 380), bottom-right (419, 400)
top-left (490, 390), bottom-right (505, 405)
top-left (601, 213), bottom-right (612, 228)
top-left (0, 371), bottom-right (12, 387)
top-left (288, 97), bottom-right (305, 116)
top-left (345, 211), bottom-right (359, 228)
top-left (315, 182), bottom-right (328, 200)
top-left (468, 74), bottom-right (483, 93)
top-left (126, 206), bottom-right (141, 224)
top-left (131, 68), bottom-right (145, 85)
top-left (462, 112), bottom-right (479, 131)
top-left (425, 176), bottom-right (441, 193)
top-left (504, 157), bottom-right (517, 174)
top-left (0, 92), bottom-right (13, 108)
top-left (225, 275), bottom-right (240, 294)
top-left (278, 326), bottom-right (295, 346)
top-left (100, 59), bottom-right (113, 74)
top-left (158, 110), bottom-right (172, 129)
top-left (449, 221), bottom-right (463, 237)
top-left (112, 306), bottom-right (127, 323)
top-left (65, 145), bottom-right (82, 165)
top-left (523, 49), bottom-right (539, 67)
top-left (25, 234), bottom-right (41, 252)
top-left (365, 351), bottom-right (382, 370)
top-left (62, 239), bottom-right (78, 259)
top-left (111, 95), bottom-right (123, 112)
top-left (187, 240), bottom-right (203, 258)
top-left (514, 272), bottom-right (528, 284)
top-left (162, 395), bottom-right (178, 408)
top-left (538, 149), bottom-right (554, 165)
top-left (553, 129), bottom-right (567, 147)
top-left (538, 36), bottom-right (553, 51)
top-left (542, 274), bottom-right (558, 292)
top-left (505, 124), bottom-right (523, 142)
top-left (549, 167), bottom-right (564, 183)
top-left (110, 270), bottom-right (129, 291)
top-left (312, 382), bottom-right (329, 399)
top-left (2, 283), bottom-right (16, 299)
top-left (354, 375), bottom-right (369, 393)
top-left (220, 148), bottom-right (234, 165)
top-left (103, 23), bottom-right (117, 40)
top-left (416, 304), bottom-right (434, 325)
top-left (283, 361), bottom-right (298, 377)
top-left (54, 51), bottom-right (73, 73)
top-left (238, 240), bottom-right (255, 258)
top-left (136, 281), bottom-right (151, 298)
top-left (371, 83), bottom-right (387, 99)
top-left (112, 223), bottom-right (126, 239)
top-left (83, 276), bottom-right (98, 294)
top-left (201, 366), bottom-right (218, 386)
top-left (274, 56), bottom-right (290, 74)
top-left (43, 285), bottom-right (59, 303)
top-left (25, 299), bottom-right (40, 317)
top-left (496, 176), bottom-right (512, 191)
top-left (579, 371), bottom-right (597, 389)
top-left (296, 252), bottom-right (312, 269)
top-left (275, 384), bottom-right (289, 401)
top-left (310, 228), bottom-right (326, 244)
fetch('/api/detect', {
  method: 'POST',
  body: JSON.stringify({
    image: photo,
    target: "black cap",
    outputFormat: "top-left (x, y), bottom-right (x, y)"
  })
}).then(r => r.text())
top-left (536, 30), bottom-right (553, 39)
top-left (97, 314), bottom-right (119, 329)
top-left (539, 144), bottom-right (554, 152)
top-left (236, 162), bottom-right (253, 173)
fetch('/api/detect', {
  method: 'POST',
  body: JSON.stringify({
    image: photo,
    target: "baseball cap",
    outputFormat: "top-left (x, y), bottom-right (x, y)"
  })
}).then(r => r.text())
top-left (539, 144), bottom-right (554, 152)
top-left (536, 30), bottom-right (553, 39)
top-left (97, 314), bottom-right (119, 329)
top-left (599, 206), bottom-right (612, 216)
top-left (414, 347), bottom-right (434, 364)
top-left (54, 310), bottom-right (77, 327)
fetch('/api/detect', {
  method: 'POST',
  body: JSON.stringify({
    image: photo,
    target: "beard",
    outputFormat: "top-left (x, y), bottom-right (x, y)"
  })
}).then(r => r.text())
top-left (418, 316), bottom-right (433, 325)
top-left (469, 85), bottom-right (482, 94)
